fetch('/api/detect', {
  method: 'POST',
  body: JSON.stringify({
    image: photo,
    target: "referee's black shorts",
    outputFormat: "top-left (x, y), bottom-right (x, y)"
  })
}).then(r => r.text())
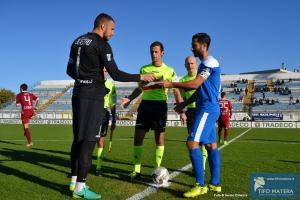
top-left (136, 100), bottom-right (167, 133)
top-left (72, 96), bottom-right (104, 142)
top-left (186, 108), bottom-right (196, 134)
top-left (100, 109), bottom-right (110, 137)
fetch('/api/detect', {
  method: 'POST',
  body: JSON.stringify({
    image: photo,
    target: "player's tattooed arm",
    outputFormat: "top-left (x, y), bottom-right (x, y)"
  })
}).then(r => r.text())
top-left (129, 86), bottom-right (143, 101)
top-left (120, 87), bottom-right (142, 109)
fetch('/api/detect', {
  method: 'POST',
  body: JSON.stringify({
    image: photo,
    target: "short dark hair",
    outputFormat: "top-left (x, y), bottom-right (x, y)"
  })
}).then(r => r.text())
top-left (192, 33), bottom-right (211, 49)
top-left (221, 92), bottom-right (226, 98)
top-left (93, 13), bottom-right (114, 29)
top-left (150, 41), bottom-right (164, 52)
top-left (20, 83), bottom-right (28, 91)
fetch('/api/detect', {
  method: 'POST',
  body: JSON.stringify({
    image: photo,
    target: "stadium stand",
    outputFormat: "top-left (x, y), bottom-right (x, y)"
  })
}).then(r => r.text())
top-left (0, 68), bottom-right (299, 122)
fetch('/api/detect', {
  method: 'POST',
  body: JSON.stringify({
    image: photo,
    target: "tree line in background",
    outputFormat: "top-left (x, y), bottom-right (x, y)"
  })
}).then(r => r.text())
top-left (0, 89), bottom-right (15, 108)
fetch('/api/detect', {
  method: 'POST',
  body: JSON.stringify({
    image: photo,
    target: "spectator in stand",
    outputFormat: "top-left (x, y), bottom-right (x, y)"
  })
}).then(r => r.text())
top-left (250, 97), bottom-right (254, 105)
top-left (285, 86), bottom-right (289, 91)
top-left (289, 95), bottom-right (293, 105)
top-left (271, 99), bottom-right (275, 105)
top-left (239, 94), bottom-right (243, 102)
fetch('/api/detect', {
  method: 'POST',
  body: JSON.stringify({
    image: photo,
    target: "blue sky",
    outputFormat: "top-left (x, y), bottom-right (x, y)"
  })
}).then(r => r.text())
top-left (1, 0), bottom-right (300, 92)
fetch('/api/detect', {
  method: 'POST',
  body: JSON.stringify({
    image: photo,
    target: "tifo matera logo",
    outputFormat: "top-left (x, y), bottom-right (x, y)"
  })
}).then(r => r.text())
top-left (254, 177), bottom-right (265, 192)
top-left (250, 173), bottom-right (298, 199)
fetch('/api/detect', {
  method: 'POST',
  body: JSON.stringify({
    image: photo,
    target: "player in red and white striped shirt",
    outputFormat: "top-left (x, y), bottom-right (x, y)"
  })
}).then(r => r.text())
top-left (16, 83), bottom-right (39, 147)
top-left (218, 92), bottom-right (232, 145)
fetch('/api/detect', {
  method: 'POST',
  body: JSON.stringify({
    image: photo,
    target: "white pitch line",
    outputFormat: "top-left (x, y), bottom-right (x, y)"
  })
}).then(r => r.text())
top-left (126, 128), bottom-right (252, 200)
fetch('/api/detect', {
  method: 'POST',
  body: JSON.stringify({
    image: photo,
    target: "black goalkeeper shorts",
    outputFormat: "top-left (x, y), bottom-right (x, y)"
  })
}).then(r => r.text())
top-left (72, 96), bottom-right (104, 142)
top-left (135, 100), bottom-right (167, 132)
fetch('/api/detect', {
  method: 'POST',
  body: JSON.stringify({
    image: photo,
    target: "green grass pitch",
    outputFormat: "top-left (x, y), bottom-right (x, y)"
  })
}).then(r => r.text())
top-left (0, 124), bottom-right (299, 199)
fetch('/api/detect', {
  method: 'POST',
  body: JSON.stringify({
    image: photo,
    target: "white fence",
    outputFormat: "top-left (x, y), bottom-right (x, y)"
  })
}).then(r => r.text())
top-left (0, 119), bottom-right (300, 129)
top-left (0, 111), bottom-right (299, 121)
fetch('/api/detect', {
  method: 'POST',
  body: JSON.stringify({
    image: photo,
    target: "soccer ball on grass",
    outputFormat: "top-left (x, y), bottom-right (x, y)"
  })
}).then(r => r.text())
top-left (152, 167), bottom-right (170, 185)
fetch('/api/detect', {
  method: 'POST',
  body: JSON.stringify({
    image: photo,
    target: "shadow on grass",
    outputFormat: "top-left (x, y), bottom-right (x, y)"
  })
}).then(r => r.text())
top-left (168, 179), bottom-right (193, 187)
top-left (97, 157), bottom-right (154, 169)
top-left (157, 186), bottom-right (187, 198)
top-left (167, 167), bottom-right (194, 177)
top-left (278, 160), bottom-right (300, 164)
top-left (0, 164), bottom-right (69, 196)
top-left (31, 147), bottom-right (70, 156)
top-left (91, 164), bottom-right (194, 191)
top-left (91, 165), bottom-right (154, 187)
top-left (98, 157), bottom-right (185, 174)
top-left (0, 140), bottom-right (23, 146)
top-left (0, 148), bottom-right (69, 174)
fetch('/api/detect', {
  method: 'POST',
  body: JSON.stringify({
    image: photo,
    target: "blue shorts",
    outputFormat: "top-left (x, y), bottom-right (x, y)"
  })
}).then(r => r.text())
top-left (187, 110), bottom-right (220, 144)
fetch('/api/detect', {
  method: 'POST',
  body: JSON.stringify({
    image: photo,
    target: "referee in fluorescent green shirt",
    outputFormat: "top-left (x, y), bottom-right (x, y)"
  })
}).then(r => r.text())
top-left (121, 41), bottom-right (183, 180)
top-left (180, 56), bottom-right (207, 171)
top-left (95, 67), bottom-right (117, 175)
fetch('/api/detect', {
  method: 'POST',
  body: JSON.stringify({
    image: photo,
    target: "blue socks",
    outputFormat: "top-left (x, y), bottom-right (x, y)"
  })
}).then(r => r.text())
top-left (189, 147), bottom-right (221, 186)
top-left (189, 148), bottom-right (204, 185)
top-left (207, 148), bottom-right (221, 185)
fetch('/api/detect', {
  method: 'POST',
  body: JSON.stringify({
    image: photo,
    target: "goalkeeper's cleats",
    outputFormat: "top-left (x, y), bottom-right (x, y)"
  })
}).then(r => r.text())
top-left (73, 187), bottom-right (101, 199)
top-left (69, 182), bottom-right (76, 192)
top-left (208, 184), bottom-right (222, 193)
top-left (69, 182), bottom-right (89, 192)
top-left (183, 183), bottom-right (208, 198)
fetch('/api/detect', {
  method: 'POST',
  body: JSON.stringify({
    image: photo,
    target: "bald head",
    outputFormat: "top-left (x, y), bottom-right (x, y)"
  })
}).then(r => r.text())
top-left (185, 56), bottom-right (198, 75)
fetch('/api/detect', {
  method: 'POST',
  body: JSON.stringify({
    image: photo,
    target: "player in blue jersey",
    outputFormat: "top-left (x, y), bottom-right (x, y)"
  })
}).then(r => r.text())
top-left (157, 33), bottom-right (221, 198)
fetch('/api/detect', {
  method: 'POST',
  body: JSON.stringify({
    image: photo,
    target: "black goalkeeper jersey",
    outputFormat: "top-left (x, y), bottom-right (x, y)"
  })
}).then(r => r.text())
top-left (67, 32), bottom-right (140, 99)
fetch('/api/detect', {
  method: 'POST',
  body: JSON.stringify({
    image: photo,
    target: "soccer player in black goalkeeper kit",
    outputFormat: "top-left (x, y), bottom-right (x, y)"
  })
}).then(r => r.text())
top-left (66, 13), bottom-right (155, 199)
